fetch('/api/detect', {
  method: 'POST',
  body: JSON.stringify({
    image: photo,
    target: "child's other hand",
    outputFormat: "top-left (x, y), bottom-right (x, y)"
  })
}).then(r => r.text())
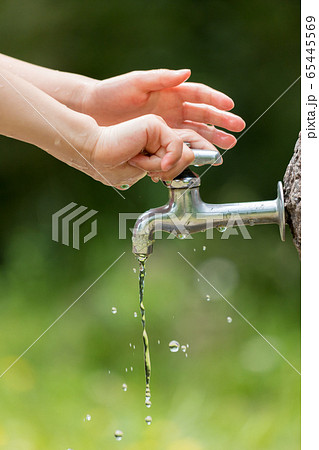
top-left (82, 69), bottom-right (245, 152)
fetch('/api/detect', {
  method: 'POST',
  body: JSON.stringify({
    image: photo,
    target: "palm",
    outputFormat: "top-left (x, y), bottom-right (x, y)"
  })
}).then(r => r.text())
top-left (86, 81), bottom-right (184, 127)
top-left (84, 70), bottom-right (245, 148)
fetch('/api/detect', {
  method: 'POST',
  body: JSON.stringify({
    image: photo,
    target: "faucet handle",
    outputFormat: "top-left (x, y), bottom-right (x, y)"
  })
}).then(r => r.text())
top-left (191, 149), bottom-right (222, 166)
top-left (163, 144), bottom-right (221, 188)
top-left (183, 143), bottom-right (221, 166)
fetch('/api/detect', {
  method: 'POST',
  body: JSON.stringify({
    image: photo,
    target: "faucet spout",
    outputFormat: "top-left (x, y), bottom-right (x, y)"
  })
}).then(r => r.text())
top-left (132, 177), bottom-right (285, 257)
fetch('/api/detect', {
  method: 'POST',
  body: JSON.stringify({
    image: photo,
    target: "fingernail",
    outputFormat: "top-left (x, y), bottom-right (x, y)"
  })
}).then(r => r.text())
top-left (223, 97), bottom-right (234, 109)
top-left (214, 155), bottom-right (223, 165)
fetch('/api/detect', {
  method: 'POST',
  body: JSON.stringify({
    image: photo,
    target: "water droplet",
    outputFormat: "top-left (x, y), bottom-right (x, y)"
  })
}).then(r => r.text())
top-left (108, 370), bottom-right (111, 374)
top-left (169, 340), bottom-right (180, 352)
top-left (84, 414), bottom-right (91, 421)
top-left (120, 184), bottom-right (130, 190)
top-left (206, 294), bottom-right (211, 301)
top-left (130, 366), bottom-right (133, 372)
top-left (185, 353), bottom-right (188, 358)
top-left (114, 430), bottom-right (123, 441)
top-left (193, 248), bottom-right (196, 252)
top-left (133, 311), bottom-right (137, 318)
top-left (227, 316), bottom-right (233, 323)
top-left (197, 278), bottom-right (200, 282)
top-left (125, 368), bottom-right (128, 372)
top-left (133, 268), bottom-right (137, 273)
top-left (122, 383), bottom-right (127, 392)
top-left (177, 234), bottom-right (187, 240)
top-left (249, 219), bottom-right (255, 226)
top-left (157, 339), bottom-right (160, 345)
top-left (217, 226), bottom-right (227, 233)
top-left (145, 415), bottom-right (152, 425)
top-left (181, 345), bottom-right (187, 352)
top-left (186, 344), bottom-right (189, 348)
top-left (203, 245), bottom-right (206, 251)
top-left (133, 344), bottom-right (136, 349)
top-left (145, 387), bottom-right (151, 407)
top-left (111, 307), bottom-right (117, 314)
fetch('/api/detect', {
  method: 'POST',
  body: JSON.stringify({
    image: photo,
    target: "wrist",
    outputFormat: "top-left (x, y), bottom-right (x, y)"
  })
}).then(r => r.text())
top-left (77, 77), bottom-right (98, 116)
top-left (60, 109), bottom-right (100, 163)
top-left (67, 76), bottom-right (96, 114)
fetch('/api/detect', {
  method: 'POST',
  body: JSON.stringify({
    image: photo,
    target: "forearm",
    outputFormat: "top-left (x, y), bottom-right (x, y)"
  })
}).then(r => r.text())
top-left (0, 53), bottom-right (96, 113)
top-left (0, 68), bottom-right (98, 168)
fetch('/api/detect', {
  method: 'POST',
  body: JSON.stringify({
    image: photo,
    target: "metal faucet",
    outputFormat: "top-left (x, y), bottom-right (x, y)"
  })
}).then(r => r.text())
top-left (132, 149), bottom-right (285, 256)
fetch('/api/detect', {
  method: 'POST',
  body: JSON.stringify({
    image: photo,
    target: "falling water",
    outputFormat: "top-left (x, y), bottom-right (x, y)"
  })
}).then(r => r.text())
top-left (137, 255), bottom-right (152, 408)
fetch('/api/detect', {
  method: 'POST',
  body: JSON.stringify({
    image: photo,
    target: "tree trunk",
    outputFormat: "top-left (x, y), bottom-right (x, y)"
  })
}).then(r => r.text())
top-left (283, 133), bottom-right (301, 257)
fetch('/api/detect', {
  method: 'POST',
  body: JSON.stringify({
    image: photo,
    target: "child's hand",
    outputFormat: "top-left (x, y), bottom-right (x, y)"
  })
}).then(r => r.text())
top-left (86, 115), bottom-right (219, 188)
top-left (82, 69), bottom-right (245, 151)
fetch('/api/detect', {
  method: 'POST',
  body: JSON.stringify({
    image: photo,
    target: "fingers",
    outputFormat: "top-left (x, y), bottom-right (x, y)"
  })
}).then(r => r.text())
top-left (183, 102), bottom-right (246, 132)
top-left (129, 126), bottom-right (221, 173)
top-left (128, 151), bottom-right (164, 172)
top-left (176, 82), bottom-right (235, 111)
top-left (130, 142), bottom-right (196, 173)
top-left (148, 144), bottom-right (195, 181)
top-left (173, 129), bottom-right (222, 165)
top-left (130, 128), bottom-right (224, 181)
top-left (178, 121), bottom-right (237, 150)
top-left (133, 68), bottom-right (191, 92)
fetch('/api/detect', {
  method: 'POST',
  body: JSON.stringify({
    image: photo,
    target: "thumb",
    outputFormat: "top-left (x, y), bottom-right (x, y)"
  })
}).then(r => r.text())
top-left (137, 68), bottom-right (191, 92)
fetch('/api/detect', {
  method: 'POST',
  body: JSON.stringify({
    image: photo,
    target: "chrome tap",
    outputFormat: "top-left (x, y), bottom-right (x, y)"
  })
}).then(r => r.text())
top-left (132, 149), bottom-right (285, 257)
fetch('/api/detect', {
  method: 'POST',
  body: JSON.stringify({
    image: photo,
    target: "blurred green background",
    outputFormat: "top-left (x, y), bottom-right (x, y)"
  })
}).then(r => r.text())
top-left (0, 0), bottom-right (300, 449)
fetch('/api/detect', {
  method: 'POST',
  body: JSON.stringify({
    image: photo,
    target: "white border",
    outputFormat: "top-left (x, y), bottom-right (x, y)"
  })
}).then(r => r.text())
top-left (301, 0), bottom-right (319, 448)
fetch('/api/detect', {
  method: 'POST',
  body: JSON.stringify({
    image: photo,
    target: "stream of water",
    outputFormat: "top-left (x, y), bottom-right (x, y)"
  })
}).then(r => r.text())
top-left (137, 255), bottom-right (152, 408)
